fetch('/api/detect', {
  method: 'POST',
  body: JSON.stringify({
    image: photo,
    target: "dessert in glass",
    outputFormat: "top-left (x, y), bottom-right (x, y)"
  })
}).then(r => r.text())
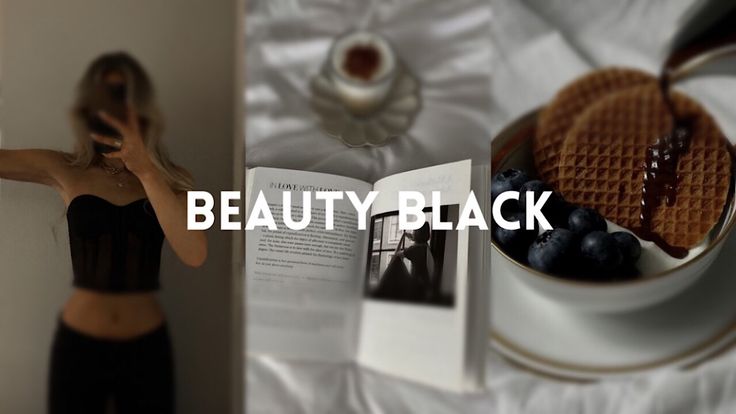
top-left (327, 30), bottom-right (398, 115)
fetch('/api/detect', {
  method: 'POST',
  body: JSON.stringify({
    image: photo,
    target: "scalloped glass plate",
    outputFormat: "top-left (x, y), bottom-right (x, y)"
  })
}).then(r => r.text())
top-left (309, 65), bottom-right (421, 148)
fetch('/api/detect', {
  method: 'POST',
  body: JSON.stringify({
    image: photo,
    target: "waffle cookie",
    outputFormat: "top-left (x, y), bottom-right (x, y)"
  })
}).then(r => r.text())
top-left (557, 84), bottom-right (732, 249)
top-left (534, 68), bottom-right (656, 188)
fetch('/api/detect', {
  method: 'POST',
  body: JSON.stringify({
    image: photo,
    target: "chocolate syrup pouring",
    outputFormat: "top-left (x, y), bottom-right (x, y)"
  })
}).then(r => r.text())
top-left (635, 3), bottom-right (736, 258)
top-left (634, 81), bottom-right (691, 259)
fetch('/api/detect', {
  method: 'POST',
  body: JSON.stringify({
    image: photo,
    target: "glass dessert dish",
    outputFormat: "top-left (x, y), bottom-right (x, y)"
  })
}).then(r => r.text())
top-left (328, 30), bottom-right (398, 115)
top-left (491, 109), bottom-right (736, 313)
top-left (310, 29), bottom-right (421, 147)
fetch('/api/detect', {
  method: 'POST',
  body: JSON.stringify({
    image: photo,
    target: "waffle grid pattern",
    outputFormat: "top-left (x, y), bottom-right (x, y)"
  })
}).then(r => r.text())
top-left (533, 68), bottom-right (656, 188)
top-left (557, 84), bottom-right (732, 248)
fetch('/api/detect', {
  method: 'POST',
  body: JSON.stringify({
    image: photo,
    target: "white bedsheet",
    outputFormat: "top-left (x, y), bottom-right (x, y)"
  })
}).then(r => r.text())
top-left (245, 0), bottom-right (736, 412)
top-left (248, 350), bottom-right (736, 414)
top-left (244, 0), bottom-right (493, 183)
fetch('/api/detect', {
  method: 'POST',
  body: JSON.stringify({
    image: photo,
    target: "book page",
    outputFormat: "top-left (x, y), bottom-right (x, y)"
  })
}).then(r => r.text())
top-left (357, 160), bottom-right (473, 391)
top-left (464, 165), bottom-right (491, 390)
top-left (245, 167), bottom-right (371, 361)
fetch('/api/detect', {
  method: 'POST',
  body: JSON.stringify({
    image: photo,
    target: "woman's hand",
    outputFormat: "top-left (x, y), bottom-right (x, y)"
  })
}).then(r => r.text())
top-left (92, 107), bottom-right (207, 267)
top-left (90, 106), bottom-right (156, 178)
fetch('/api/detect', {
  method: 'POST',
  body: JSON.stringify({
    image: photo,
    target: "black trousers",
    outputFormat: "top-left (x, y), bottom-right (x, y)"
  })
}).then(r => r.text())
top-left (48, 319), bottom-right (174, 414)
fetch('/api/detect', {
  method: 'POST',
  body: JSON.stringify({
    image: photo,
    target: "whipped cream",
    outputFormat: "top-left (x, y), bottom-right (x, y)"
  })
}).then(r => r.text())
top-left (605, 221), bottom-right (705, 275)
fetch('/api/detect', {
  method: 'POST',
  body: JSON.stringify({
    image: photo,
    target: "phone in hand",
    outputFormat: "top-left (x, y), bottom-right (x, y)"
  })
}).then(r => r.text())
top-left (86, 83), bottom-right (128, 154)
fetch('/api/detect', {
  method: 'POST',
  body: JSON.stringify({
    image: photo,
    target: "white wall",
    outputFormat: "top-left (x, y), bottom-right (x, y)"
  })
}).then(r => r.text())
top-left (0, 1), bottom-right (237, 412)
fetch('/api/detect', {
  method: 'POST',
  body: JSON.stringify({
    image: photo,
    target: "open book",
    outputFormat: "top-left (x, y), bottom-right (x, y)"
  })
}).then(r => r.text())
top-left (244, 160), bottom-right (490, 391)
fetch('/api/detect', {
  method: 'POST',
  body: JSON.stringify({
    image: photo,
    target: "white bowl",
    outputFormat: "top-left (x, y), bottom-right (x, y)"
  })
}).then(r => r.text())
top-left (491, 109), bottom-right (736, 313)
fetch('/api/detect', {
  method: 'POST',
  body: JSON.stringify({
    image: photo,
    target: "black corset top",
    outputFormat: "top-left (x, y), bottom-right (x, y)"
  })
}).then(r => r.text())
top-left (66, 194), bottom-right (164, 292)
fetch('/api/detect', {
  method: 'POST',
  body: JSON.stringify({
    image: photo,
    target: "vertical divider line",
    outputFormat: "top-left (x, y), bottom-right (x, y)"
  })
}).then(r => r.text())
top-left (231, 0), bottom-right (247, 412)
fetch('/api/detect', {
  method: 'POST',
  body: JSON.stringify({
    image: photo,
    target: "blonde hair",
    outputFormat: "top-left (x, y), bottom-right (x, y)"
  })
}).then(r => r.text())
top-left (67, 51), bottom-right (193, 192)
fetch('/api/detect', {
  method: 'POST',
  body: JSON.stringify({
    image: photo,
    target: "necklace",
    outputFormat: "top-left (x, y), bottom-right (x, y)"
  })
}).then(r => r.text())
top-left (101, 163), bottom-right (127, 188)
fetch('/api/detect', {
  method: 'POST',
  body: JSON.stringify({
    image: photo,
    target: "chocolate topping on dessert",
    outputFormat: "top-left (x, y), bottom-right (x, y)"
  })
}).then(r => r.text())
top-left (621, 8), bottom-right (736, 257)
top-left (343, 44), bottom-right (381, 81)
top-left (634, 78), bottom-right (691, 259)
top-left (631, 4), bottom-right (736, 258)
top-left (557, 83), bottom-right (731, 257)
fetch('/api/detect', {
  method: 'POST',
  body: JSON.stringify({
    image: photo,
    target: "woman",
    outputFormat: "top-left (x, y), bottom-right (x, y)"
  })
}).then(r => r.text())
top-left (402, 222), bottom-right (435, 291)
top-left (0, 52), bottom-right (207, 413)
top-left (374, 223), bottom-right (435, 302)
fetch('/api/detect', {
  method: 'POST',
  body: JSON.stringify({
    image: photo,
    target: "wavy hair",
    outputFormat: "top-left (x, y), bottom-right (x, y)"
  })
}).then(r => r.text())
top-left (67, 52), bottom-right (192, 192)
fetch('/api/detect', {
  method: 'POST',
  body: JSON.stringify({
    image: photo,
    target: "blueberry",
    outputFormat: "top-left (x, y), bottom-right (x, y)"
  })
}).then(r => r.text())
top-left (491, 169), bottom-right (530, 201)
top-left (495, 194), bottom-right (522, 215)
top-left (580, 231), bottom-right (623, 270)
top-left (527, 228), bottom-right (575, 274)
top-left (493, 205), bottom-right (536, 230)
top-left (544, 200), bottom-right (576, 229)
top-left (518, 180), bottom-right (553, 209)
top-left (568, 207), bottom-right (607, 235)
top-left (611, 232), bottom-right (642, 264)
top-left (493, 211), bottom-right (538, 260)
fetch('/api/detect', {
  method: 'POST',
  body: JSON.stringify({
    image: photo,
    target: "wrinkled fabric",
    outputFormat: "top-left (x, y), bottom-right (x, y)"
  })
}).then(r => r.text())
top-left (245, 0), bottom-right (494, 183)
top-left (245, 0), bottom-right (736, 413)
top-left (248, 351), bottom-right (736, 414)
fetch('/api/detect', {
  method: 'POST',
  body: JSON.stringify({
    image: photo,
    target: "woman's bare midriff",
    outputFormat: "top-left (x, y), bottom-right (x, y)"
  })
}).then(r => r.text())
top-left (61, 288), bottom-right (165, 340)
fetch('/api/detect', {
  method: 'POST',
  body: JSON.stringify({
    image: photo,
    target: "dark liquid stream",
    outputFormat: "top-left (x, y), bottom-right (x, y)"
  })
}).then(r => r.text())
top-left (630, 6), bottom-right (736, 258)
top-left (631, 73), bottom-right (690, 259)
